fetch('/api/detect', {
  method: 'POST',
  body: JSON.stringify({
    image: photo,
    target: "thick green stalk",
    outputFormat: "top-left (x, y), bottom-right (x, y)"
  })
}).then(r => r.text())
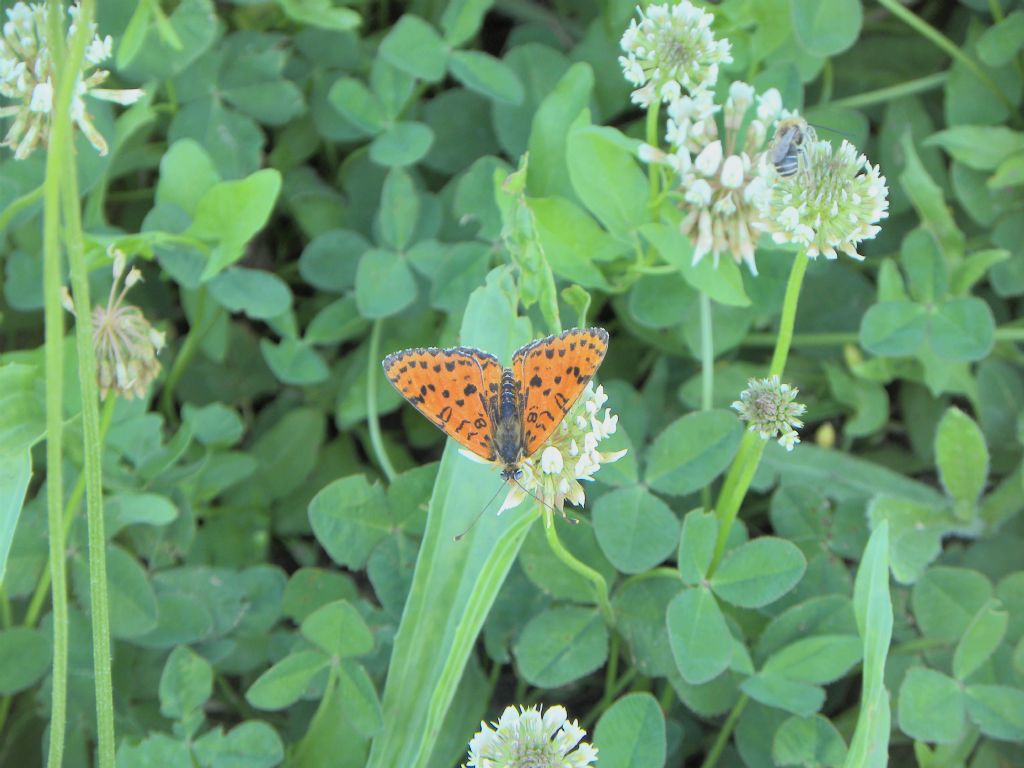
top-left (874, 0), bottom-right (1015, 113)
top-left (742, 325), bottom-right (1024, 347)
top-left (159, 287), bottom-right (208, 419)
top-left (367, 320), bottom-right (398, 482)
top-left (543, 515), bottom-right (614, 625)
top-left (699, 694), bottom-right (748, 768)
top-left (699, 291), bottom-right (714, 511)
top-left (56, 1), bottom-right (116, 762)
top-left (829, 71), bottom-right (947, 109)
top-left (709, 254), bottom-right (809, 576)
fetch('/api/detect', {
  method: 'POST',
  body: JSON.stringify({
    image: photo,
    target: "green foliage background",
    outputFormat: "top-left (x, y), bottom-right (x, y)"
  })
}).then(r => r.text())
top-left (1, 0), bottom-right (1023, 766)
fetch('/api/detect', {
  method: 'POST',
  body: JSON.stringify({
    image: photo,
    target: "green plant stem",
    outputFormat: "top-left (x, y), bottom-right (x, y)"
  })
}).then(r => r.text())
top-left (646, 100), bottom-right (661, 199)
top-left (23, 395), bottom-right (117, 630)
top-left (875, 0), bottom-right (1015, 114)
top-left (699, 694), bottom-right (748, 768)
top-left (367, 320), bottom-right (398, 483)
top-left (741, 325), bottom-right (1024, 347)
top-left (543, 515), bottom-right (614, 625)
top-left (699, 291), bottom-right (714, 512)
top-left (0, 183), bottom-right (44, 234)
top-left (829, 71), bottom-right (948, 109)
top-left (56, 1), bottom-right (115, 762)
top-left (708, 254), bottom-right (810, 576)
top-left (159, 286), bottom-right (211, 419)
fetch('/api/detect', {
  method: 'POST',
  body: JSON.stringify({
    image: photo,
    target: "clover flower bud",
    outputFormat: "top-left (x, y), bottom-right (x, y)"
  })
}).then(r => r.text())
top-left (732, 375), bottom-right (807, 451)
top-left (465, 704), bottom-right (597, 768)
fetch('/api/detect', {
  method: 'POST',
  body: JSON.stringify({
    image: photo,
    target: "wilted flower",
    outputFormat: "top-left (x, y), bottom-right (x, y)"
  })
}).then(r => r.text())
top-left (63, 250), bottom-right (165, 400)
top-left (732, 375), bottom-right (806, 451)
top-left (645, 82), bottom-right (784, 274)
top-left (460, 384), bottom-right (627, 515)
top-left (756, 138), bottom-right (889, 260)
top-left (465, 704), bottom-right (597, 768)
top-left (619, 1), bottom-right (732, 107)
top-left (0, 2), bottom-right (144, 159)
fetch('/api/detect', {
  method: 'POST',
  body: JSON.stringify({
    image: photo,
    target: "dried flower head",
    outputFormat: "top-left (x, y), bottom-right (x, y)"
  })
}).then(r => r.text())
top-left (465, 704), bottom-right (597, 768)
top-left (619, 1), bottom-right (732, 107)
top-left (459, 384), bottom-right (626, 515)
top-left (732, 375), bottom-right (806, 451)
top-left (644, 82), bottom-right (784, 274)
top-left (63, 250), bottom-right (165, 400)
top-left (756, 138), bottom-right (889, 260)
top-left (0, 2), bottom-right (143, 159)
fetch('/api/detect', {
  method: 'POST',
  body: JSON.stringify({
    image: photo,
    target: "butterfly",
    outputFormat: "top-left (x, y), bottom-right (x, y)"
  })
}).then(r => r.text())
top-left (382, 328), bottom-right (610, 482)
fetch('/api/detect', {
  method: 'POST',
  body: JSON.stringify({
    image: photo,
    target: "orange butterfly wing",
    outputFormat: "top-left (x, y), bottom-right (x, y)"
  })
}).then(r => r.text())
top-left (382, 346), bottom-right (502, 461)
top-left (513, 328), bottom-right (610, 456)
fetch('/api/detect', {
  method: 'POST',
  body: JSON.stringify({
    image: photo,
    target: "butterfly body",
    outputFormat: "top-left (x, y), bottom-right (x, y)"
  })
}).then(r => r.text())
top-left (383, 328), bottom-right (609, 481)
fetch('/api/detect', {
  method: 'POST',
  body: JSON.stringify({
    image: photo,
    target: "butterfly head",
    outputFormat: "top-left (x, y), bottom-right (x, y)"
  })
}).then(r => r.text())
top-left (500, 465), bottom-right (523, 483)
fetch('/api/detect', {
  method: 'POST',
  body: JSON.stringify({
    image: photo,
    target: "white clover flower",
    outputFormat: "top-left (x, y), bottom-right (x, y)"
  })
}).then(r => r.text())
top-left (618, 1), bottom-right (732, 107)
top-left (756, 138), bottom-right (889, 260)
top-left (63, 248), bottom-right (165, 400)
top-left (459, 384), bottom-right (627, 515)
top-left (465, 704), bottom-right (598, 768)
top-left (0, 2), bottom-right (144, 159)
top-left (650, 84), bottom-right (784, 274)
top-left (732, 375), bottom-right (807, 451)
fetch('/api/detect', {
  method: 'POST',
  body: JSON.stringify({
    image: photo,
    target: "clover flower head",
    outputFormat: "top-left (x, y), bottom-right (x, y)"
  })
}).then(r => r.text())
top-left (732, 375), bottom-right (806, 451)
top-left (465, 704), bottom-right (597, 768)
top-left (619, 1), bottom-right (732, 107)
top-left (459, 384), bottom-right (627, 515)
top-left (756, 138), bottom-right (889, 260)
top-left (63, 249), bottom-right (165, 400)
top-left (0, 2), bottom-right (143, 159)
top-left (651, 84), bottom-right (784, 274)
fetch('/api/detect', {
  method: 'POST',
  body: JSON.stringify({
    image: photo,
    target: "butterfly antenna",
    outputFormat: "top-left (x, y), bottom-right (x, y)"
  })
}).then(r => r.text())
top-left (512, 476), bottom-right (578, 525)
top-left (453, 481), bottom-right (508, 542)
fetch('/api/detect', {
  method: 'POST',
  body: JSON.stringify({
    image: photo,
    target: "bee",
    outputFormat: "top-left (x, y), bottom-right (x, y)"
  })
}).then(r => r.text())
top-left (768, 117), bottom-right (816, 177)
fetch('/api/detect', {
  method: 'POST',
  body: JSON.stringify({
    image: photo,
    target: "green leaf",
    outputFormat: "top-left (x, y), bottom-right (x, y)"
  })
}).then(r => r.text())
top-left (912, 566), bottom-right (993, 642)
top-left (934, 407), bottom-right (989, 520)
top-left (299, 229), bottom-right (368, 293)
top-left (530, 196), bottom-right (622, 289)
top-left (666, 587), bottom-right (732, 685)
top-left (593, 485), bottom-right (680, 574)
top-left (989, 151), bottom-right (1024, 188)
top-left (282, 569), bottom-right (359, 624)
top-left (279, 0), bottom-right (360, 30)
top-left (925, 126), bottom-right (1024, 171)
top-left (566, 124), bottom-right (647, 237)
top-left (338, 660), bottom-right (383, 737)
top-left (245, 650), bottom-right (329, 710)
top-left (448, 50), bottom-right (524, 105)
top-left (159, 645), bottom-right (213, 720)
top-left (379, 15), bottom-right (448, 82)
top-left (527, 63), bottom-right (594, 199)
top-left (761, 635), bottom-right (862, 685)
top-left (964, 684), bottom-right (1024, 740)
top-left (309, 475), bottom-right (389, 570)
top-left (928, 298), bottom-right (995, 361)
top-left (377, 169), bottom-right (420, 250)
top-left (741, 672), bottom-right (825, 717)
top-left (953, 599), bottom-right (1008, 681)
top-left (122, 0), bottom-right (216, 81)
top-left (355, 249), bottom-right (417, 318)
top-left (593, 693), bottom-right (667, 768)
top-left (627, 273), bottom-right (692, 329)
top-left (182, 402), bottom-right (244, 447)
top-left (710, 537), bottom-right (807, 608)
top-left (117, 733), bottom-right (192, 767)
top-left (300, 600), bottom-right (374, 658)
top-left (156, 139), bottom-right (221, 215)
top-left (514, 606), bottom-right (609, 688)
top-left (0, 627), bottom-right (52, 694)
top-left (193, 720), bottom-right (284, 768)
top-left (866, 497), bottom-right (947, 585)
top-left (845, 523), bottom-right (892, 768)
top-left (306, 296), bottom-right (370, 346)
top-left (369, 122), bottom-right (435, 168)
top-left (859, 301), bottom-right (927, 356)
top-left (0, 364), bottom-right (45, 454)
top-left (899, 131), bottom-right (965, 263)
top-left (950, 248), bottom-right (1010, 296)
top-left (641, 223), bottom-right (750, 307)
top-left (898, 667), bottom-right (965, 744)
top-left (188, 169), bottom-right (283, 280)
top-left (208, 267), bottom-right (292, 320)
top-left (677, 509), bottom-right (718, 586)
top-left (645, 411), bottom-right (742, 497)
top-left (76, 546), bottom-right (158, 639)
top-left (773, 715), bottom-right (848, 768)
top-left (440, 0), bottom-right (493, 46)
top-left (0, 451), bottom-right (30, 584)
top-left (327, 77), bottom-right (385, 134)
top-left (105, 493), bottom-right (179, 536)
top-left (260, 339), bottom-right (329, 385)
top-left (978, 11), bottom-right (1024, 66)
top-left (790, 0), bottom-right (862, 56)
